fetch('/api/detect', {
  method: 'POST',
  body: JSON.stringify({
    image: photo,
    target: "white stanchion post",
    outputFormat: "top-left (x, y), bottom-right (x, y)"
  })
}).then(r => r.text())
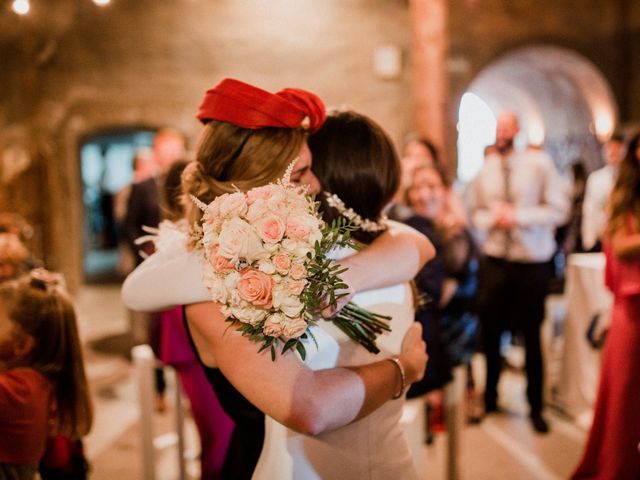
top-left (133, 344), bottom-right (156, 480)
top-left (444, 365), bottom-right (466, 480)
top-left (173, 368), bottom-right (187, 480)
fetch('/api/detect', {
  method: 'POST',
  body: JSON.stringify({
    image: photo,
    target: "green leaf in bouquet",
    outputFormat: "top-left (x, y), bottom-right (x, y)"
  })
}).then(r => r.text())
top-left (282, 338), bottom-right (299, 355)
top-left (295, 342), bottom-right (307, 361)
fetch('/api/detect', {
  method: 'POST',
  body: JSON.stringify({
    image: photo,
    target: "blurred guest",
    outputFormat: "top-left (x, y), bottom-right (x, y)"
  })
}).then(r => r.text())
top-left (0, 270), bottom-right (93, 480)
top-left (572, 132), bottom-right (640, 480)
top-left (467, 112), bottom-right (569, 433)
top-left (406, 163), bottom-right (481, 423)
top-left (392, 135), bottom-right (467, 228)
top-left (0, 233), bottom-right (30, 282)
top-left (123, 129), bottom-right (186, 262)
top-left (123, 127), bottom-right (187, 412)
top-left (151, 160), bottom-right (234, 480)
top-left (582, 134), bottom-right (625, 252)
top-left (403, 162), bottom-right (453, 401)
top-left (560, 162), bottom-right (588, 254)
top-left (114, 148), bottom-right (156, 276)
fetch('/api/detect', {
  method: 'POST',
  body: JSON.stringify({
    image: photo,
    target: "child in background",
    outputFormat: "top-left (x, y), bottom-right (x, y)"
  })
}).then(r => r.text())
top-left (0, 269), bottom-right (93, 480)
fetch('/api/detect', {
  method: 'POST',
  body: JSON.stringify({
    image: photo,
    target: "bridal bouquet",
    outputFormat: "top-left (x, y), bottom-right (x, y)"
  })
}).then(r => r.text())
top-left (189, 165), bottom-right (391, 360)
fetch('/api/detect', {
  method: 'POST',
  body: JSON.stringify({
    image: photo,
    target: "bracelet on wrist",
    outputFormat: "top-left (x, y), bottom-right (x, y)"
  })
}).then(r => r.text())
top-left (387, 356), bottom-right (406, 399)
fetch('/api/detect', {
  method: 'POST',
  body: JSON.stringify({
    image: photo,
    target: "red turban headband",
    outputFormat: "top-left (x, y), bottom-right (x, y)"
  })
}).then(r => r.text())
top-left (196, 78), bottom-right (326, 133)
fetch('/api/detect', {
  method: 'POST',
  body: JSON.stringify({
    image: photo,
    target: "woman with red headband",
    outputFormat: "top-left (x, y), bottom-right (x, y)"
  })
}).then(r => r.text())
top-left (123, 78), bottom-right (433, 479)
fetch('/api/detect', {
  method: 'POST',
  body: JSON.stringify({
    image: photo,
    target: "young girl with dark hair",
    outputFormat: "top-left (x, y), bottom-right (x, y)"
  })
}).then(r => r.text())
top-left (0, 270), bottom-right (93, 480)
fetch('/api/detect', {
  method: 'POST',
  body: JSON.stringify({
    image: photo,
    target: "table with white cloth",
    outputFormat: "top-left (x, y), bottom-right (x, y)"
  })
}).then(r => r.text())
top-left (555, 253), bottom-right (613, 429)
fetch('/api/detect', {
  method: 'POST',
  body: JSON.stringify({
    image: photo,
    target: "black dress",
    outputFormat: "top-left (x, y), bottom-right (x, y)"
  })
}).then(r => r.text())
top-left (182, 307), bottom-right (265, 480)
top-left (404, 215), bottom-right (453, 398)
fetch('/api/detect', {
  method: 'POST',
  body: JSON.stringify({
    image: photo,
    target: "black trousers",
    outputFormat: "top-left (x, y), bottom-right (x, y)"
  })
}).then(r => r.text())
top-left (477, 256), bottom-right (552, 413)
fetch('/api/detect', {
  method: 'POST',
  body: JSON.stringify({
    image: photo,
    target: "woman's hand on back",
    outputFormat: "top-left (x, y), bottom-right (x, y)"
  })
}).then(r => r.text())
top-left (398, 322), bottom-right (427, 385)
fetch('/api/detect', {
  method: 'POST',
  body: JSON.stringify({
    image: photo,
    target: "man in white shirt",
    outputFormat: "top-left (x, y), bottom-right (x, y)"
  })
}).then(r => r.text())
top-left (467, 112), bottom-right (569, 433)
top-left (581, 135), bottom-right (625, 251)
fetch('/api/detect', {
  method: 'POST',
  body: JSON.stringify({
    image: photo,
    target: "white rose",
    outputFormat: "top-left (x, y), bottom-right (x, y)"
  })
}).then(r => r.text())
top-left (219, 192), bottom-right (248, 218)
top-left (266, 189), bottom-right (287, 212)
top-left (272, 285), bottom-right (304, 317)
top-left (224, 270), bottom-right (241, 290)
top-left (246, 199), bottom-right (271, 223)
top-left (217, 217), bottom-right (264, 263)
top-left (281, 239), bottom-right (314, 260)
top-left (205, 274), bottom-right (228, 304)
top-left (263, 313), bottom-right (285, 337)
top-left (257, 259), bottom-right (276, 275)
top-left (228, 305), bottom-right (267, 325)
top-left (281, 316), bottom-right (308, 340)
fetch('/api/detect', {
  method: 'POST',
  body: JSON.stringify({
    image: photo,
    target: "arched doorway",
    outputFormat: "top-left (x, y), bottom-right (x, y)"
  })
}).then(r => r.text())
top-left (456, 45), bottom-right (618, 182)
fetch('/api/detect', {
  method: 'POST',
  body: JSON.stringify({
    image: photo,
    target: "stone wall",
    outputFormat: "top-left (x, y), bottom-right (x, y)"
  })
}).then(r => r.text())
top-left (0, 0), bottom-right (413, 288)
top-left (1, 0), bottom-right (639, 287)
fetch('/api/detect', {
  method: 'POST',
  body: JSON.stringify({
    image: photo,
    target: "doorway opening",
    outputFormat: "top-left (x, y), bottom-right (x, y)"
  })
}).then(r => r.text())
top-left (80, 129), bottom-right (156, 283)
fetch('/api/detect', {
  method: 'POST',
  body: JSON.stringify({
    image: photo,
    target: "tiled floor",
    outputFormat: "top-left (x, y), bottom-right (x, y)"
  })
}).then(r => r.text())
top-left (76, 284), bottom-right (586, 479)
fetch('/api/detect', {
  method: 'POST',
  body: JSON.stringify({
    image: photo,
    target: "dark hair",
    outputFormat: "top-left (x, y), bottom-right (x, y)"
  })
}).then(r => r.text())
top-left (309, 111), bottom-right (401, 244)
top-left (609, 132), bottom-right (625, 144)
top-left (405, 136), bottom-right (439, 164)
top-left (607, 131), bottom-right (640, 235)
top-left (0, 270), bottom-right (93, 438)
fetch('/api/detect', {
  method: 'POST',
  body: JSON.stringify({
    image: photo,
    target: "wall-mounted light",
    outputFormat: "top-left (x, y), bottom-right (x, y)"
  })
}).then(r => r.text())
top-left (373, 45), bottom-right (402, 80)
top-left (93, 0), bottom-right (111, 5)
top-left (12, 0), bottom-right (30, 15)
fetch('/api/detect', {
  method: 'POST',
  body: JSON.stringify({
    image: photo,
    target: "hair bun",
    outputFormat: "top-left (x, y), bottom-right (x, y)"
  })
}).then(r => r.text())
top-left (29, 268), bottom-right (66, 292)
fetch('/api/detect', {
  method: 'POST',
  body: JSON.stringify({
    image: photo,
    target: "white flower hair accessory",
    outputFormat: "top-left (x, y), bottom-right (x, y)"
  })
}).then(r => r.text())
top-left (323, 192), bottom-right (388, 233)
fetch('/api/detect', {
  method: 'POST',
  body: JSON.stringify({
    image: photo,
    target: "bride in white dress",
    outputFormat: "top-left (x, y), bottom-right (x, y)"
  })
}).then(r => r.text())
top-left (123, 79), bottom-right (433, 479)
top-left (252, 110), bottom-right (419, 479)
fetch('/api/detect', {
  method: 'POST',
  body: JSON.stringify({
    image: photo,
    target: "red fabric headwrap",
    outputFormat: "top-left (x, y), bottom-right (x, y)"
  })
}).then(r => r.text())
top-left (196, 78), bottom-right (326, 133)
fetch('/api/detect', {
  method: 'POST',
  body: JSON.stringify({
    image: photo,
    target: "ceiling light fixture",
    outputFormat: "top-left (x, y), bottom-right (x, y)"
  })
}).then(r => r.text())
top-left (12, 0), bottom-right (30, 15)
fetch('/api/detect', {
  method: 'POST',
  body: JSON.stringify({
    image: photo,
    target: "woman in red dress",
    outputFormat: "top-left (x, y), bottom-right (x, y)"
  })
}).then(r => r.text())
top-left (572, 132), bottom-right (640, 480)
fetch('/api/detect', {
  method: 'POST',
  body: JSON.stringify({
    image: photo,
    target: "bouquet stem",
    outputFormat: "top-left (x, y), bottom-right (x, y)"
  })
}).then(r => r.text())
top-left (330, 301), bottom-right (391, 354)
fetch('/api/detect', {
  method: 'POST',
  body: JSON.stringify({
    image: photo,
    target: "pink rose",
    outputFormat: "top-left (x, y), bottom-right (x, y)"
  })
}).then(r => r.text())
top-left (247, 185), bottom-right (277, 205)
top-left (263, 313), bottom-right (285, 337)
top-left (281, 316), bottom-right (308, 340)
top-left (237, 269), bottom-right (273, 308)
top-left (210, 245), bottom-right (234, 272)
top-left (286, 279), bottom-right (306, 296)
top-left (255, 214), bottom-right (286, 244)
top-left (219, 192), bottom-right (248, 218)
top-left (289, 263), bottom-right (307, 280)
top-left (285, 214), bottom-right (319, 242)
top-left (285, 217), bottom-right (310, 241)
top-left (273, 252), bottom-right (291, 274)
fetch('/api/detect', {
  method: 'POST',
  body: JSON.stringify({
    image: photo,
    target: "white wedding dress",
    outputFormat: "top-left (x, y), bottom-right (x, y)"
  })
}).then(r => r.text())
top-left (253, 277), bottom-right (418, 480)
top-left (122, 227), bottom-right (419, 480)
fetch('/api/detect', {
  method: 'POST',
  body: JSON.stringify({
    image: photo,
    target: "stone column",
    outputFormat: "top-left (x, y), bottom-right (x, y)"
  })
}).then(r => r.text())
top-left (409, 0), bottom-right (449, 163)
